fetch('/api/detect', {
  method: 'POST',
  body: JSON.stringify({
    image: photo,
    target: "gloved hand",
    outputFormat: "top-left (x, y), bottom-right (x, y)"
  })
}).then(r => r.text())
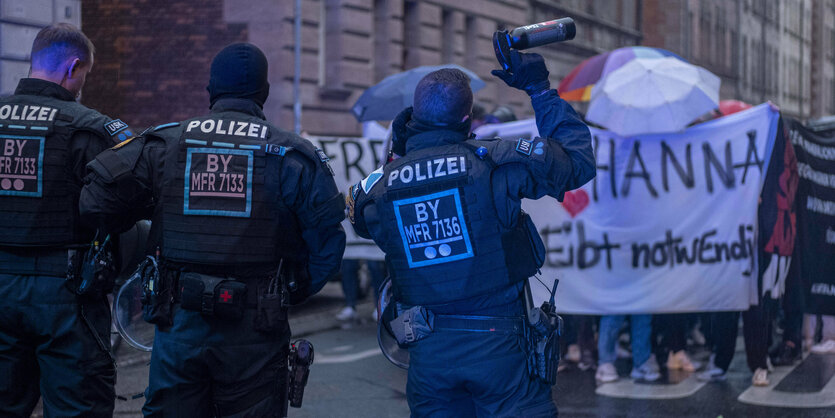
top-left (390, 106), bottom-right (413, 157)
top-left (491, 50), bottom-right (550, 96)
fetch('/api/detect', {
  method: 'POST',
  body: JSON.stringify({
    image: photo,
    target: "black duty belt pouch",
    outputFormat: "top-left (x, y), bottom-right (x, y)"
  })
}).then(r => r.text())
top-left (254, 288), bottom-right (286, 333)
top-left (138, 258), bottom-right (173, 326)
top-left (525, 308), bottom-right (562, 386)
top-left (180, 272), bottom-right (247, 320)
top-left (503, 212), bottom-right (546, 280)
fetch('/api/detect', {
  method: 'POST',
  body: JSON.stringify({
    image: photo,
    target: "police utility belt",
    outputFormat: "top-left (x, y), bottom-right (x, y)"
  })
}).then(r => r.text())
top-left (136, 257), bottom-right (287, 333)
top-left (386, 304), bottom-right (562, 385)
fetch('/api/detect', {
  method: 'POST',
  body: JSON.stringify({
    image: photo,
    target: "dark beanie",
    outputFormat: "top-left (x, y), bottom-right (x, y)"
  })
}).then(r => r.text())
top-left (207, 43), bottom-right (270, 108)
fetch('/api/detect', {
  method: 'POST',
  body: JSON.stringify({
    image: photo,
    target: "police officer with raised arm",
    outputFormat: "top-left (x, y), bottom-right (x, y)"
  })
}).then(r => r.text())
top-left (347, 51), bottom-right (594, 416)
top-left (0, 23), bottom-right (134, 417)
top-left (79, 43), bottom-right (346, 417)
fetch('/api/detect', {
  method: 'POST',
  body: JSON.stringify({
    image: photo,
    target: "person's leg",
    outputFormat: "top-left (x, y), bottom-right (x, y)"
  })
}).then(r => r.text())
top-left (630, 314), bottom-right (653, 368)
top-left (143, 308), bottom-right (213, 417)
top-left (27, 276), bottom-right (115, 418)
top-left (340, 259), bottom-right (360, 309)
top-left (367, 260), bottom-right (387, 303)
top-left (598, 315), bottom-right (624, 366)
top-left (712, 311), bottom-right (739, 372)
top-left (407, 331), bottom-right (477, 417)
top-left (742, 303), bottom-right (770, 372)
top-left (822, 315), bottom-right (835, 341)
top-left (0, 275), bottom-right (41, 417)
top-left (211, 335), bottom-right (289, 417)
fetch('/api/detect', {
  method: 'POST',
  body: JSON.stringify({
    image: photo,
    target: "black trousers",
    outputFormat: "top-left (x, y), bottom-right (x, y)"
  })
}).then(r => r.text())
top-left (709, 302), bottom-right (774, 372)
top-left (0, 274), bottom-right (115, 417)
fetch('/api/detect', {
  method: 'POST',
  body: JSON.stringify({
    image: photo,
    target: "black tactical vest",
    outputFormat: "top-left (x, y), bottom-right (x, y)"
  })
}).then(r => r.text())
top-left (0, 94), bottom-right (117, 247)
top-left (372, 140), bottom-right (542, 306)
top-left (159, 115), bottom-right (305, 268)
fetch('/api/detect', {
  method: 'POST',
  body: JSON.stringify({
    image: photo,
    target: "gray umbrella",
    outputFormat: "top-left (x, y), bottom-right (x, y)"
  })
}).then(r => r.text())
top-left (351, 64), bottom-right (486, 122)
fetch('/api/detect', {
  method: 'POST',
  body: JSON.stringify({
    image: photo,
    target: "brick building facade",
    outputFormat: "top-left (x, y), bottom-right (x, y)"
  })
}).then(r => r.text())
top-left (78, 0), bottom-right (643, 135)
top-left (2, 1), bottom-right (832, 134)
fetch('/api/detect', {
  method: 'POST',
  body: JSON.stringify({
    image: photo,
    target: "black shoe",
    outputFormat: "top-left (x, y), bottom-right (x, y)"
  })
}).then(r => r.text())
top-left (770, 342), bottom-right (801, 366)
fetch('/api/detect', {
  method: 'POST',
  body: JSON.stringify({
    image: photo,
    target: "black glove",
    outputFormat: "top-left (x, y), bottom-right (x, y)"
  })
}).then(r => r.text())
top-left (491, 50), bottom-right (550, 96)
top-left (390, 106), bottom-right (413, 157)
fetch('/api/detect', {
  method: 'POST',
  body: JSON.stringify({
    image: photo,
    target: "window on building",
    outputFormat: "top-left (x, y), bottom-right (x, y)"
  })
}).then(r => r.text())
top-left (465, 15), bottom-right (477, 67)
top-left (373, 0), bottom-right (389, 82)
top-left (403, 0), bottom-right (420, 69)
top-left (442, 8), bottom-right (454, 64)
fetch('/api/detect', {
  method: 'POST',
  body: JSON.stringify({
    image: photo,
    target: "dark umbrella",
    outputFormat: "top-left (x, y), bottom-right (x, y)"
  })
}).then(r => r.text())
top-left (351, 64), bottom-right (486, 122)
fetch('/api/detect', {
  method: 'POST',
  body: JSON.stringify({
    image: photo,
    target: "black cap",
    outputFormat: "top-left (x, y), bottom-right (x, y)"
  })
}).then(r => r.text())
top-left (207, 43), bottom-right (270, 108)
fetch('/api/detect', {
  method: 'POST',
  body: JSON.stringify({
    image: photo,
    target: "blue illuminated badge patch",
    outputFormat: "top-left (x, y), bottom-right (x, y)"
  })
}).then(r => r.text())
top-left (0, 134), bottom-right (45, 197)
top-left (183, 147), bottom-right (253, 217)
top-left (393, 188), bottom-right (474, 268)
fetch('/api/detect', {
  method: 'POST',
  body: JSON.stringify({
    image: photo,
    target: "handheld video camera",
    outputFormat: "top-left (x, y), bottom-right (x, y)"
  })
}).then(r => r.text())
top-left (493, 18), bottom-right (576, 71)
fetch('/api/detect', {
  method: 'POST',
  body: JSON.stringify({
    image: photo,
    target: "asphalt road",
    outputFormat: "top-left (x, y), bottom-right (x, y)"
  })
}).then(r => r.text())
top-left (31, 282), bottom-right (835, 417)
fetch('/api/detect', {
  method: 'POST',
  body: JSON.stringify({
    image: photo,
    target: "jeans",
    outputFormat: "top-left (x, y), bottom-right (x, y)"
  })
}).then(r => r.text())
top-left (598, 314), bottom-right (653, 368)
top-left (341, 259), bottom-right (387, 308)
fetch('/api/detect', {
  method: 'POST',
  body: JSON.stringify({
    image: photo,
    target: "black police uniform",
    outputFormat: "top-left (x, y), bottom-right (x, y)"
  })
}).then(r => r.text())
top-left (349, 87), bottom-right (594, 416)
top-left (79, 98), bottom-right (346, 417)
top-left (0, 78), bottom-right (133, 417)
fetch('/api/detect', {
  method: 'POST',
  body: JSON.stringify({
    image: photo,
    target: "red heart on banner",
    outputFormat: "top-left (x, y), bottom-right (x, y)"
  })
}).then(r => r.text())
top-left (562, 190), bottom-right (589, 218)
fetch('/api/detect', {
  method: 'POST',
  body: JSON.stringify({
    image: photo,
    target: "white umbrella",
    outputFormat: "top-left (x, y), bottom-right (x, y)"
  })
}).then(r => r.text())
top-left (586, 57), bottom-right (720, 137)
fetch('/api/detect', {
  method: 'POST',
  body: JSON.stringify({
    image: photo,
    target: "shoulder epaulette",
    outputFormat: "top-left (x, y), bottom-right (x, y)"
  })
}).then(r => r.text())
top-left (153, 122), bottom-right (180, 132)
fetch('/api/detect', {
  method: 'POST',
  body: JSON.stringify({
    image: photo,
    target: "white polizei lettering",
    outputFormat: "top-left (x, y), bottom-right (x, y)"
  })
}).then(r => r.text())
top-left (11, 105), bottom-right (20, 120)
top-left (38, 107), bottom-right (49, 121)
top-left (415, 203), bottom-right (428, 222)
top-left (234, 122), bottom-right (248, 136)
top-left (48, 108), bottom-right (57, 121)
top-left (215, 119), bottom-right (227, 135)
top-left (426, 199), bottom-right (440, 219)
top-left (219, 154), bottom-right (233, 172)
top-left (400, 165), bottom-right (414, 183)
top-left (460, 156), bottom-right (466, 171)
top-left (388, 169), bottom-right (399, 186)
top-left (186, 120), bottom-right (200, 132)
top-left (415, 162), bottom-right (426, 181)
top-left (20, 106), bottom-right (28, 120)
top-left (200, 119), bottom-right (215, 133)
top-left (447, 156), bottom-right (458, 174)
top-left (426, 160), bottom-right (434, 179)
top-left (261, 125), bottom-right (267, 139)
top-left (247, 123), bottom-right (259, 138)
top-left (26, 106), bottom-right (39, 120)
top-left (434, 158), bottom-right (446, 177)
top-left (0, 105), bottom-right (10, 119)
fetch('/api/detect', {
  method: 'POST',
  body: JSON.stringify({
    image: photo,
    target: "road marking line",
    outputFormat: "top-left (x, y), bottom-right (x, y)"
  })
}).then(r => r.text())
top-left (737, 356), bottom-right (835, 408)
top-left (596, 375), bottom-right (706, 399)
top-left (317, 348), bottom-right (381, 364)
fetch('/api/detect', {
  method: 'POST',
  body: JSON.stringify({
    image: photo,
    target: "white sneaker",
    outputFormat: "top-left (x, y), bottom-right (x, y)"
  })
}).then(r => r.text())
top-left (595, 362), bottom-right (618, 383)
top-left (752, 368), bottom-right (770, 386)
top-left (697, 367), bottom-right (727, 382)
top-left (810, 339), bottom-right (835, 354)
top-left (630, 355), bottom-right (660, 381)
top-left (335, 306), bottom-right (357, 321)
top-left (565, 344), bottom-right (581, 363)
top-left (666, 350), bottom-right (701, 372)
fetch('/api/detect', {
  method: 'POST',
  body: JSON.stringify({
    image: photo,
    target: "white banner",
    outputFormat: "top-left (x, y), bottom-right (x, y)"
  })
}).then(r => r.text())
top-left (508, 104), bottom-right (778, 314)
top-left (316, 104), bottom-right (779, 313)
top-left (309, 136), bottom-right (387, 260)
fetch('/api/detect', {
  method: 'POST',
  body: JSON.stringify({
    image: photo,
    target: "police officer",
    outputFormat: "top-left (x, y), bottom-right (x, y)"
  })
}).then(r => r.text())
top-left (0, 23), bottom-right (133, 417)
top-left (79, 43), bottom-right (346, 416)
top-left (348, 52), bottom-right (594, 416)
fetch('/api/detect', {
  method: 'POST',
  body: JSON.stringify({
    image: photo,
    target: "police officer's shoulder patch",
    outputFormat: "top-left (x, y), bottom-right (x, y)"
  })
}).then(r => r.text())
top-left (360, 166), bottom-right (384, 194)
top-left (104, 119), bottom-right (128, 136)
top-left (515, 138), bottom-right (534, 156)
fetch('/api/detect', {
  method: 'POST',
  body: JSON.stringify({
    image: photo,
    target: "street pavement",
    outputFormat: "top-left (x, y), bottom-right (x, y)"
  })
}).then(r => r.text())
top-left (31, 282), bottom-right (835, 416)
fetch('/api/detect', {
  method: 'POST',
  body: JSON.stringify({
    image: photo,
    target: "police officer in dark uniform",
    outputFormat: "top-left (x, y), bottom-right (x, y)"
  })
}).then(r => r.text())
top-left (0, 23), bottom-right (133, 417)
top-left (79, 43), bottom-right (346, 417)
top-left (348, 52), bottom-right (594, 416)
